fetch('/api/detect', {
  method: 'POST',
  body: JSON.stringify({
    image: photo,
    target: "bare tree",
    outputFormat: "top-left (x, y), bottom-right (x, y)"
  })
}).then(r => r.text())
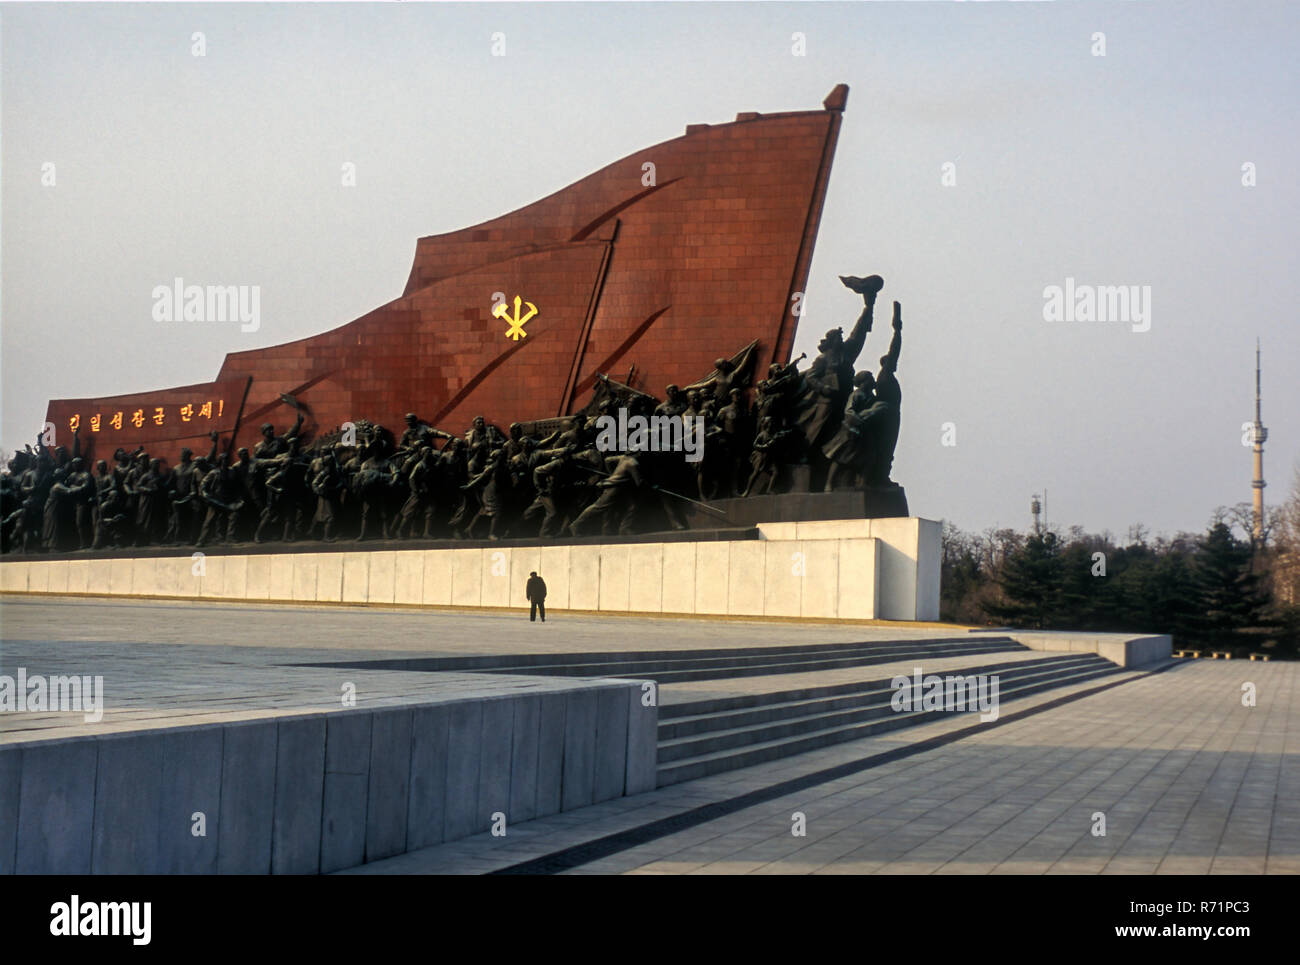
top-left (1269, 466), bottom-right (1300, 606)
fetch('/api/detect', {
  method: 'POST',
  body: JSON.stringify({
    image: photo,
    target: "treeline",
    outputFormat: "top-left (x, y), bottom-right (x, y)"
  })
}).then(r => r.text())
top-left (941, 474), bottom-right (1300, 659)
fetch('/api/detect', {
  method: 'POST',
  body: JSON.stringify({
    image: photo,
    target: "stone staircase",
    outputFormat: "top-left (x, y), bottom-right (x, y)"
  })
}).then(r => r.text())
top-left (305, 637), bottom-right (1126, 790)
top-left (655, 650), bottom-right (1120, 785)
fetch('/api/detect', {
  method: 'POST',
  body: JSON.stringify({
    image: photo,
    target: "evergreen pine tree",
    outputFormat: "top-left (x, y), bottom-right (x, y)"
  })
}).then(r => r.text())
top-left (1058, 541), bottom-right (1107, 628)
top-left (1190, 522), bottom-right (1269, 645)
top-left (983, 531), bottom-right (1064, 628)
top-left (1112, 547), bottom-right (1198, 642)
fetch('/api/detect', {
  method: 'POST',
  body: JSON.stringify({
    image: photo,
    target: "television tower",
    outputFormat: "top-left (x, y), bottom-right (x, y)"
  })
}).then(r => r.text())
top-left (1251, 339), bottom-right (1268, 540)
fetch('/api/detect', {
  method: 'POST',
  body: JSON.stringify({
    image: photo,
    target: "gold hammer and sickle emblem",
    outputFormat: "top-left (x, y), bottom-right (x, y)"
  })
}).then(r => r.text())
top-left (494, 295), bottom-right (538, 341)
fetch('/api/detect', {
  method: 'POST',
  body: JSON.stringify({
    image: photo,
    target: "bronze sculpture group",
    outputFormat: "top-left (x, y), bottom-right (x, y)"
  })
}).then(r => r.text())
top-left (1, 276), bottom-right (905, 553)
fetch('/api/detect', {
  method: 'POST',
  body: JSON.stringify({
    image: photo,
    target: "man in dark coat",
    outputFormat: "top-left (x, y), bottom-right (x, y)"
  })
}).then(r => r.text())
top-left (525, 571), bottom-right (547, 623)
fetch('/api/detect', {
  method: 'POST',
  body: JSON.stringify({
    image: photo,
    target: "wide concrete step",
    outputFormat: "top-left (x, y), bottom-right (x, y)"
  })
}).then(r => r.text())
top-left (658, 653), bottom-right (1103, 719)
top-left (656, 657), bottom-right (1109, 761)
top-left (302, 637), bottom-right (1026, 684)
top-left (658, 654), bottom-right (1106, 740)
top-left (303, 636), bottom-right (1005, 671)
top-left (525, 643), bottom-right (1023, 684)
top-left (655, 659), bottom-right (1121, 786)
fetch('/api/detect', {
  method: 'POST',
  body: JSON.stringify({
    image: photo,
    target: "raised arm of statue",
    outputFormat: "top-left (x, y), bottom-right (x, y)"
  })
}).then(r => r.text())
top-left (732, 341), bottom-right (758, 391)
top-left (883, 302), bottom-right (902, 372)
top-left (842, 300), bottom-right (874, 365)
top-left (838, 274), bottom-right (884, 365)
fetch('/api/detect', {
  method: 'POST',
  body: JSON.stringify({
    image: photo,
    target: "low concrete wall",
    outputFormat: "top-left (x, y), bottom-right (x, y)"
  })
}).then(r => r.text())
top-left (0, 680), bottom-right (656, 874)
top-left (0, 517), bottom-right (943, 622)
top-left (972, 630), bottom-right (1173, 669)
top-left (757, 517), bottom-right (941, 621)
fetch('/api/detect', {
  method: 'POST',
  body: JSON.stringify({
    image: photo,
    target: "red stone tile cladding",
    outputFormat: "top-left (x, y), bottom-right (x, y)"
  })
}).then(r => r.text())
top-left (45, 95), bottom-right (844, 457)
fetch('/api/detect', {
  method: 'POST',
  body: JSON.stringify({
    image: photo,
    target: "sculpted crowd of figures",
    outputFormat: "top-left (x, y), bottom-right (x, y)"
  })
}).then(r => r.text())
top-left (1, 276), bottom-right (905, 553)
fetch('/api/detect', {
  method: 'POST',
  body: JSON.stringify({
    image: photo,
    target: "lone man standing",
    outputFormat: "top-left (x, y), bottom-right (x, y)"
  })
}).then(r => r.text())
top-left (525, 571), bottom-right (548, 623)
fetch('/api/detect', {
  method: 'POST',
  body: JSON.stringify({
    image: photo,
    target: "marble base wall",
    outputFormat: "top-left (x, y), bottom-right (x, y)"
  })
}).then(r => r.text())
top-left (756, 517), bottom-right (941, 621)
top-left (0, 517), bottom-right (946, 622)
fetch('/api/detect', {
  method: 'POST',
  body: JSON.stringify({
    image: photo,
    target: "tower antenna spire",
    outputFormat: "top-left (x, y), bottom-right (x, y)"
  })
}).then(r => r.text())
top-left (1251, 338), bottom-right (1267, 541)
top-left (1256, 338), bottom-right (1262, 423)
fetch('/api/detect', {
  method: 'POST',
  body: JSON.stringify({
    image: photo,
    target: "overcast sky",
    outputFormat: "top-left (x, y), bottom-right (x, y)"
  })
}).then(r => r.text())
top-left (3, 1), bottom-right (1297, 538)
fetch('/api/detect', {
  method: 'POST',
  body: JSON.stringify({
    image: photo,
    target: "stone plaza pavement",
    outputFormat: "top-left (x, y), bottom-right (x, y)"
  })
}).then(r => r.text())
top-left (0, 594), bottom-right (956, 741)
top-left (345, 660), bottom-right (1300, 875)
top-left (0, 594), bottom-right (950, 656)
top-left (2, 595), bottom-right (1295, 874)
top-left (0, 599), bottom-right (632, 743)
